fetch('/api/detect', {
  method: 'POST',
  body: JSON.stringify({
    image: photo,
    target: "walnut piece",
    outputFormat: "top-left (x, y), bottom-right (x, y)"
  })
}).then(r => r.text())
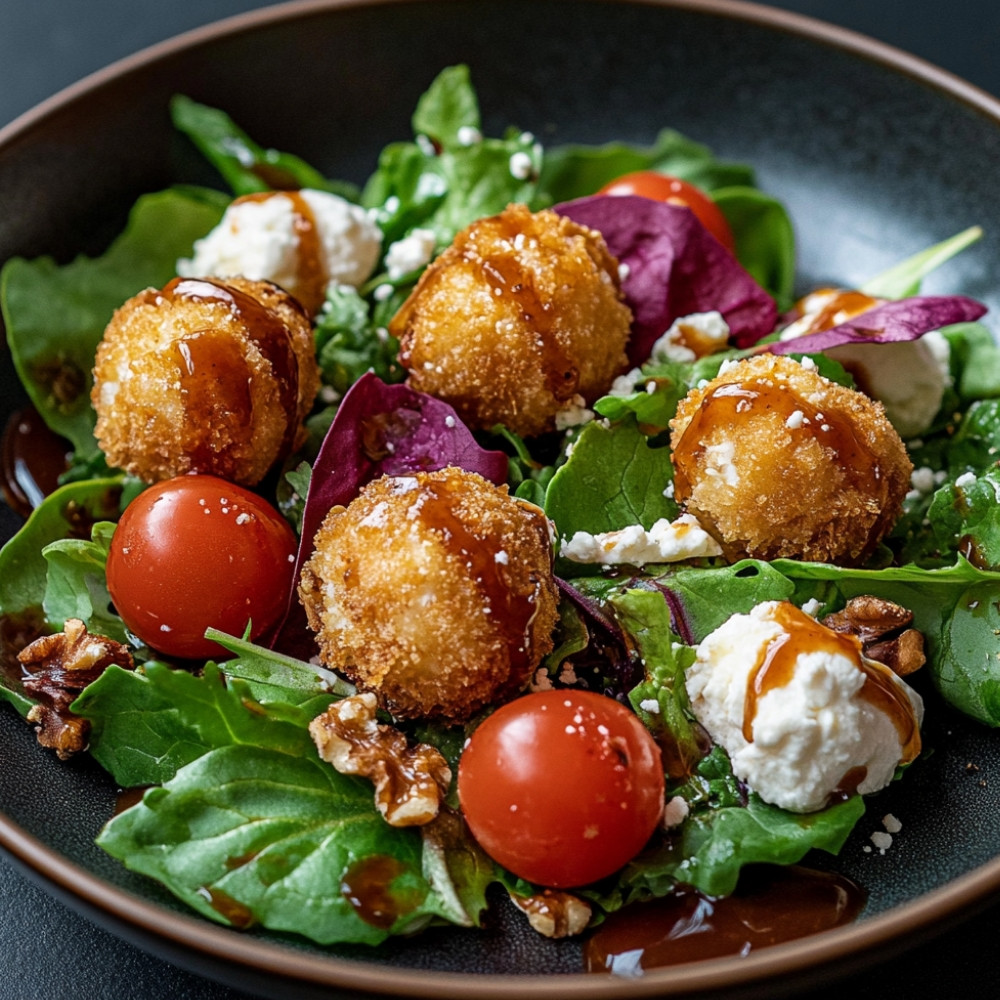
top-left (510, 889), bottom-right (592, 938)
top-left (18, 618), bottom-right (134, 759)
top-left (821, 595), bottom-right (926, 676)
top-left (309, 693), bottom-right (451, 827)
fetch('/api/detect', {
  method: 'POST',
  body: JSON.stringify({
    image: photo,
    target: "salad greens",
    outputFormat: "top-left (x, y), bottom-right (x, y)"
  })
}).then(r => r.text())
top-left (1, 64), bottom-right (999, 949)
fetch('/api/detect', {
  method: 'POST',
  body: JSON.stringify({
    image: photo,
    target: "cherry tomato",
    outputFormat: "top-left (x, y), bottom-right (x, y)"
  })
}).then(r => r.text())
top-left (457, 690), bottom-right (665, 887)
top-left (597, 171), bottom-right (736, 252)
top-left (106, 475), bottom-right (297, 659)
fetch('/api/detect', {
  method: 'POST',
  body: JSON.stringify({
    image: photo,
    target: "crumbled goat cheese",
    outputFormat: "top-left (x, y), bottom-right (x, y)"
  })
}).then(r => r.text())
top-left (561, 513), bottom-right (723, 565)
top-left (661, 796), bottom-right (690, 830)
top-left (685, 601), bottom-right (924, 813)
top-left (650, 311), bottom-right (730, 363)
top-left (384, 228), bottom-right (437, 280)
top-left (178, 188), bottom-right (381, 293)
top-left (554, 394), bottom-right (594, 430)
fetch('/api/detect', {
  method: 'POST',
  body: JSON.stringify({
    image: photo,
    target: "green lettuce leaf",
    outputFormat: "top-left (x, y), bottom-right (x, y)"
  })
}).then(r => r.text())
top-left (96, 743), bottom-right (452, 945)
top-left (72, 661), bottom-right (330, 788)
top-left (544, 414), bottom-right (678, 543)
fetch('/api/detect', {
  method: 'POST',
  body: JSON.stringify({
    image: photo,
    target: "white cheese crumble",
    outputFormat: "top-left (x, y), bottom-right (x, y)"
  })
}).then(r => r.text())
top-left (650, 311), bottom-right (730, 363)
top-left (384, 227), bottom-right (437, 280)
top-left (177, 188), bottom-right (381, 295)
top-left (560, 513), bottom-right (723, 566)
top-left (685, 601), bottom-right (924, 813)
top-left (554, 394), bottom-right (594, 430)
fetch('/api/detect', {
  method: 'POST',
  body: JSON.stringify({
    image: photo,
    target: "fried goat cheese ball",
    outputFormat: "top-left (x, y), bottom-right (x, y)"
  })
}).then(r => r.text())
top-left (92, 276), bottom-right (319, 486)
top-left (390, 204), bottom-right (632, 438)
top-left (669, 354), bottom-right (912, 565)
top-left (298, 467), bottom-right (560, 722)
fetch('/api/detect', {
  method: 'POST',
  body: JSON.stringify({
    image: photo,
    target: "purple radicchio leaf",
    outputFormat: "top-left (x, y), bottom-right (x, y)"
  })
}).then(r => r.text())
top-left (555, 194), bottom-right (778, 361)
top-left (271, 372), bottom-right (508, 655)
top-left (767, 294), bottom-right (987, 355)
top-left (555, 577), bottom-right (644, 697)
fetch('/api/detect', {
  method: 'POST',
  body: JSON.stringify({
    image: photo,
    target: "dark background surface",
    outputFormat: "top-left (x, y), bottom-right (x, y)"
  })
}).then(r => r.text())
top-left (2, 1), bottom-right (1000, 998)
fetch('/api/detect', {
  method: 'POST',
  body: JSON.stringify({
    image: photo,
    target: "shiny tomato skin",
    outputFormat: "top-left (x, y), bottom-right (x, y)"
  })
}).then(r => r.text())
top-left (597, 171), bottom-right (736, 251)
top-left (106, 475), bottom-right (297, 659)
top-left (457, 690), bottom-right (665, 887)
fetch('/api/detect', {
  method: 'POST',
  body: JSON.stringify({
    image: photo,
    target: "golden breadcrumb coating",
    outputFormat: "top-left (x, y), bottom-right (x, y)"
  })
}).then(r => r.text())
top-left (298, 467), bottom-right (559, 721)
top-left (669, 354), bottom-right (912, 565)
top-left (390, 203), bottom-right (632, 437)
top-left (92, 276), bottom-right (319, 486)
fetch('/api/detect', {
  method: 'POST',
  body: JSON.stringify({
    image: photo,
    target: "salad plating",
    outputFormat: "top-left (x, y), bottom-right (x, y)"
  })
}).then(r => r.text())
top-left (1, 64), bottom-right (999, 961)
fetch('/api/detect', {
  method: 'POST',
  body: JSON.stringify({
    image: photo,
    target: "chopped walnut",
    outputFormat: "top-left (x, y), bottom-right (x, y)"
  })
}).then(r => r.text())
top-left (821, 595), bottom-right (925, 677)
top-left (510, 889), bottom-right (592, 938)
top-left (310, 693), bottom-right (451, 827)
top-left (18, 618), bottom-right (134, 759)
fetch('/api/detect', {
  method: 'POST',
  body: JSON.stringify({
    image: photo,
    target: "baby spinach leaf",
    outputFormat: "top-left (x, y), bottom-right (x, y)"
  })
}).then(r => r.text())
top-left (0, 478), bottom-right (123, 625)
top-left (73, 662), bottom-right (327, 788)
top-left (622, 790), bottom-right (864, 900)
top-left (544, 415), bottom-right (677, 542)
top-left (97, 743), bottom-right (451, 945)
top-left (537, 129), bottom-right (753, 206)
top-left (0, 188), bottom-right (226, 456)
top-left (712, 185), bottom-right (796, 310)
top-left (41, 521), bottom-right (124, 641)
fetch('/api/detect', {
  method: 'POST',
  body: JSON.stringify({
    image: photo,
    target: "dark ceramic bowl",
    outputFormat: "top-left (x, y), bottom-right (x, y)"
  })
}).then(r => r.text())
top-left (3, 1), bottom-right (1000, 998)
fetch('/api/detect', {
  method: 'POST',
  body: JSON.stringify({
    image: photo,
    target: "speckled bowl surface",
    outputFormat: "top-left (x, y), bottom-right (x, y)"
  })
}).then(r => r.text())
top-left (2, 1), bottom-right (1000, 998)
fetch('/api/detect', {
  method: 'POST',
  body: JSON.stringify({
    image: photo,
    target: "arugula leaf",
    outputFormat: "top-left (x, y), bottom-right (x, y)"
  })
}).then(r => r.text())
top-left (97, 743), bottom-right (451, 945)
top-left (862, 226), bottom-right (983, 299)
top-left (544, 415), bottom-right (678, 543)
top-left (0, 188), bottom-right (227, 456)
top-left (612, 588), bottom-right (703, 777)
top-left (361, 67), bottom-right (540, 249)
top-left (313, 283), bottom-right (402, 396)
top-left (170, 95), bottom-right (357, 199)
top-left (206, 627), bottom-right (354, 704)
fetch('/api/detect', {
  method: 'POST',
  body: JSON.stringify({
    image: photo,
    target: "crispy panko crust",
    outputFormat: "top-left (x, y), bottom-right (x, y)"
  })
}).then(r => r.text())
top-left (669, 354), bottom-right (912, 565)
top-left (298, 467), bottom-right (559, 721)
top-left (390, 203), bottom-right (632, 437)
top-left (92, 276), bottom-right (319, 486)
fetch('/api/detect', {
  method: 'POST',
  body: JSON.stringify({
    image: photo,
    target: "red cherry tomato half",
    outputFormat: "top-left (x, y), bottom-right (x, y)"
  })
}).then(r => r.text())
top-left (106, 475), bottom-right (297, 659)
top-left (457, 690), bottom-right (665, 888)
top-left (597, 170), bottom-right (736, 252)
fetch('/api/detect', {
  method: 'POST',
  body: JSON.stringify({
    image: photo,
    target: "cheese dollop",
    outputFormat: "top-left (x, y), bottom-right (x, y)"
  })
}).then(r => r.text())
top-left (685, 600), bottom-right (923, 812)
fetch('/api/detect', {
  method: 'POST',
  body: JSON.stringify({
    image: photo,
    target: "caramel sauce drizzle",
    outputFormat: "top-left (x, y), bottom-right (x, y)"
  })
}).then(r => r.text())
top-left (410, 476), bottom-right (543, 675)
top-left (790, 288), bottom-right (883, 335)
top-left (475, 213), bottom-right (579, 402)
top-left (340, 855), bottom-right (417, 929)
top-left (237, 190), bottom-right (328, 314)
top-left (148, 277), bottom-right (300, 458)
top-left (673, 375), bottom-right (880, 506)
top-left (742, 603), bottom-right (921, 766)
